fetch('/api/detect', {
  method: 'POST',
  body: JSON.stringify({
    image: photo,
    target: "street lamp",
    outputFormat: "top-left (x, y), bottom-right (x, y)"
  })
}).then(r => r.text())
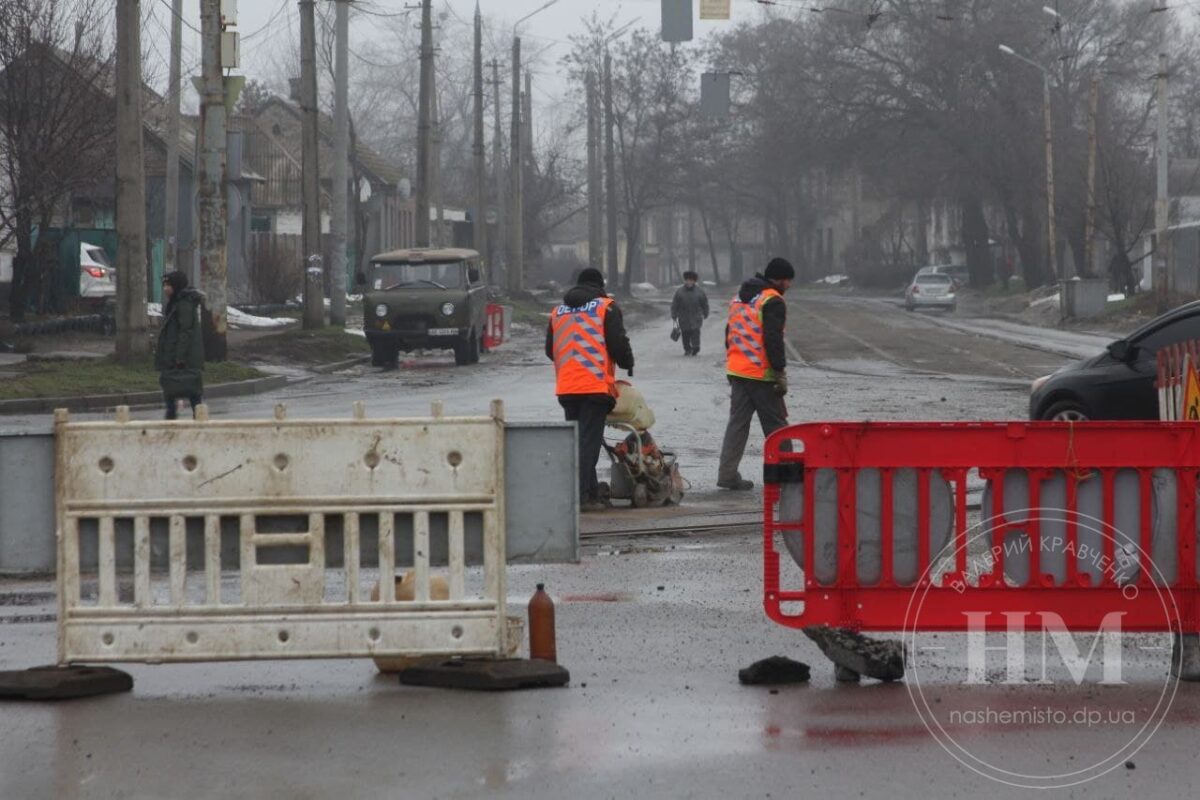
top-left (1000, 43), bottom-right (1060, 286)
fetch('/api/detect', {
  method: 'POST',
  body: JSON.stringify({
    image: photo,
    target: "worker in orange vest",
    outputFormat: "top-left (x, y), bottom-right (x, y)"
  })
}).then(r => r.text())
top-left (717, 258), bottom-right (794, 490)
top-left (546, 268), bottom-right (635, 511)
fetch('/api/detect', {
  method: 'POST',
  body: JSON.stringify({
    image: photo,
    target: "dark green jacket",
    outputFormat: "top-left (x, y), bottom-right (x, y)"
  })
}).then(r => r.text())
top-left (156, 289), bottom-right (205, 373)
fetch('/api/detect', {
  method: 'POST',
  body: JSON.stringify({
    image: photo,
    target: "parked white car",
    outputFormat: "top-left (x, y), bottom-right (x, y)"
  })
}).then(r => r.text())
top-left (904, 272), bottom-right (957, 312)
top-left (79, 244), bottom-right (116, 298)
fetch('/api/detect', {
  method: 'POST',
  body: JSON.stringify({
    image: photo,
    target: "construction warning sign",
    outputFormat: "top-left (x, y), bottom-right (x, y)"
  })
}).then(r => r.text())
top-left (1185, 364), bottom-right (1200, 421)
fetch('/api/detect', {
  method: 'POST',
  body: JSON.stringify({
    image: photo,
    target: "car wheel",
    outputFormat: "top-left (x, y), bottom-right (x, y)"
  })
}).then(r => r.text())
top-left (453, 337), bottom-right (472, 366)
top-left (1042, 399), bottom-right (1091, 422)
top-left (370, 341), bottom-right (390, 367)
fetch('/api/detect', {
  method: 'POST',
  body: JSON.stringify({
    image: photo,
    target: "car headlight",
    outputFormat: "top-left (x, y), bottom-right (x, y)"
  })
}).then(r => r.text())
top-left (374, 304), bottom-right (388, 318)
top-left (1031, 374), bottom-right (1052, 393)
top-left (441, 302), bottom-right (455, 317)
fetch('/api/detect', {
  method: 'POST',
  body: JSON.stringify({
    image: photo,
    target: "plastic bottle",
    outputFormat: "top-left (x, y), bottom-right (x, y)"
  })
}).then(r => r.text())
top-left (175, 398), bottom-right (190, 420)
top-left (528, 583), bottom-right (556, 663)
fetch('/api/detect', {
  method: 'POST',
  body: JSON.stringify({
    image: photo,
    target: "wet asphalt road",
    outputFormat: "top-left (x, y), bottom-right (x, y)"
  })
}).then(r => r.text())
top-left (5, 291), bottom-right (1189, 799)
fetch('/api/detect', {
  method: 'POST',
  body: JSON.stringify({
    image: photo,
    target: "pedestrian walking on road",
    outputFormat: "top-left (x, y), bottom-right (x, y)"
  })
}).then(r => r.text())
top-left (157, 270), bottom-right (205, 420)
top-left (546, 268), bottom-right (635, 512)
top-left (716, 258), bottom-right (794, 491)
top-left (671, 270), bottom-right (709, 356)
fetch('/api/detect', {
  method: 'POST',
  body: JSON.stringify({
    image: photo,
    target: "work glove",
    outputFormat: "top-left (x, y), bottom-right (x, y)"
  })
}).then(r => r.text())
top-left (774, 371), bottom-right (788, 397)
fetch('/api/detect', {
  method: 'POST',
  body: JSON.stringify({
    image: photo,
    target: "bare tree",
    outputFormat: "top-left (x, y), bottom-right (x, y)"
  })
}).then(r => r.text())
top-left (0, 0), bottom-right (114, 320)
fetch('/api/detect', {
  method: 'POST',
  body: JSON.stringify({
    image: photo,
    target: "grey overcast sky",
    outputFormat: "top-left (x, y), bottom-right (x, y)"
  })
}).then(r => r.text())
top-left (143, 0), bottom-right (768, 114)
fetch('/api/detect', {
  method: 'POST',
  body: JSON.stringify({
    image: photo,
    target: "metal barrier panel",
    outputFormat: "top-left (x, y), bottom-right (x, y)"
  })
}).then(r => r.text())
top-left (55, 402), bottom-right (513, 664)
top-left (763, 421), bottom-right (1200, 633)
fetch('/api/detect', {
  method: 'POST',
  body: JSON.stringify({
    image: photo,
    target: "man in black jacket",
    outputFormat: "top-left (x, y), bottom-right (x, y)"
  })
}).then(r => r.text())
top-left (546, 268), bottom-right (635, 511)
top-left (717, 258), bottom-right (793, 490)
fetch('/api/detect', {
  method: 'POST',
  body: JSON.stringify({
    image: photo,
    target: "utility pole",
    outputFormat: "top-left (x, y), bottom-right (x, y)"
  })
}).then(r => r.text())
top-left (1042, 73), bottom-right (1058, 288)
top-left (523, 69), bottom-right (532, 229)
top-left (586, 70), bottom-right (602, 271)
top-left (508, 37), bottom-right (522, 293)
top-left (198, 0), bottom-right (228, 359)
top-left (1084, 74), bottom-right (1099, 281)
top-left (604, 51), bottom-right (619, 286)
top-left (415, 0), bottom-right (434, 247)
top-left (433, 84), bottom-right (444, 247)
top-left (299, 0), bottom-right (324, 328)
top-left (330, 0), bottom-right (350, 327)
top-left (164, 0), bottom-right (183, 278)
top-left (1155, 51), bottom-right (1170, 311)
top-left (490, 59), bottom-right (505, 280)
top-left (114, 0), bottom-right (147, 362)
top-left (473, 3), bottom-right (486, 260)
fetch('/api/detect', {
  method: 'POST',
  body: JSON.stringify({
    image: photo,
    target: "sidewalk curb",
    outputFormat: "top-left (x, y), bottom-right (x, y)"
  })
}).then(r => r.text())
top-left (0, 375), bottom-right (289, 416)
top-left (309, 354), bottom-right (371, 374)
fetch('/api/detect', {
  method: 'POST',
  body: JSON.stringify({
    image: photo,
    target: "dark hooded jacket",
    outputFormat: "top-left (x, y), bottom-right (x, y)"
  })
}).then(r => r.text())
top-left (155, 271), bottom-right (206, 373)
top-left (544, 283), bottom-right (635, 372)
top-left (725, 274), bottom-right (786, 375)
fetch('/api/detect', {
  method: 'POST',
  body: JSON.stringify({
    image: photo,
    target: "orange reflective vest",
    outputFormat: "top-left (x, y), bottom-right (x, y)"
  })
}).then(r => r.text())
top-left (551, 296), bottom-right (617, 396)
top-left (726, 288), bottom-right (782, 381)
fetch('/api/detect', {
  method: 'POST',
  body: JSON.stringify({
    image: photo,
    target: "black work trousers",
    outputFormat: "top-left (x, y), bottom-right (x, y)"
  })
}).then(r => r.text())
top-left (559, 394), bottom-right (617, 503)
top-left (681, 328), bottom-right (701, 355)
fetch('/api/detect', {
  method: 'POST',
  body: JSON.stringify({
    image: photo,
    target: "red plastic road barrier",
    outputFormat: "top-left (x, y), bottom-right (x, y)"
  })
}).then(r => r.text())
top-left (483, 303), bottom-right (506, 350)
top-left (763, 421), bottom-right (1200, 633)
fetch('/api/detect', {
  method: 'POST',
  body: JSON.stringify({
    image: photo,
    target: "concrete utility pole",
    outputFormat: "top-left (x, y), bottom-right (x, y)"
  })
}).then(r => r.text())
top-left (604, 51), bottom-right (619, 284)
top-left (433, 84), bottom-right (444, 247)
top-left (164, 0), bottom-right (183, 277)
top-left (1084, 74), bottom-right (1099, 280)
top-left (1042, 73), bottom-right (1058, 286)
top-left (329, 0), bottom-right (350, 327)
top-left (523, 70), bottom-right (532, 225)
top-left (198, 0), bottom-right (228, 359)
top-left (508, 36), bottom-right (522, 293)
top-left (1156, 51), bottom-right (1170, 311)
top-left (586, 70), bottom-right (602, 271)
top-left (473, 3), bottom-right (486, 260)
top-left (299, 0), bottom-right (324, 329)
top-left (490, 58), bottom-right (505, 278)
top-left (114, 0), bottom-right (148, 363)
top-left (415, 0), bottom-right (434, 247)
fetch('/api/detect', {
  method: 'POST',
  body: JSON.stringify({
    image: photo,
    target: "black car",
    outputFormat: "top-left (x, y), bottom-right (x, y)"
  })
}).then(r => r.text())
top-left (1029, 300), bottom-right (1200, 420)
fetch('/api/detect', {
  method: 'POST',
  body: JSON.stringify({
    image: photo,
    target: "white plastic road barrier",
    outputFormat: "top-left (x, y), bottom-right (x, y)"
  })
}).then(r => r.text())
top-left (54, 401), bottom-right (519, 664)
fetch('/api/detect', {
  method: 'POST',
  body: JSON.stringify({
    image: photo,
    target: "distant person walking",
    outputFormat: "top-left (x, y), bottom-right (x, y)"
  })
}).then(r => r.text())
top-left (156, 270), bottom-right (205, 420)
top-left (716, 258), bottom-right (794, 491)
top-left (670, 271), bottom-right (709, 356)
top-left (547, 268), bottom-right (635, 511)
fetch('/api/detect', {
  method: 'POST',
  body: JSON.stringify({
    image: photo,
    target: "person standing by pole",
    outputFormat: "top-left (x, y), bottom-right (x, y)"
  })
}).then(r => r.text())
top-left (546, 268), bottom-right (635, 512)
top-left (671, 270), bottom-right (708, 356)
top-left (716, 258), bottom-right (794, 491)
top-left (157, 271), bottom-right (205, 420)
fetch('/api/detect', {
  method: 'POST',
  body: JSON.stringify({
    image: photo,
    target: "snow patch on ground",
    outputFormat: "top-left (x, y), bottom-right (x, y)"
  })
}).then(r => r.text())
top-left (146, 303), bottom-right (298, 330)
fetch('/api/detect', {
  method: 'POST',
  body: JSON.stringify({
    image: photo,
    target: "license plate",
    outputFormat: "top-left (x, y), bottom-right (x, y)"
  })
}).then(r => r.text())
top-left (427, 327), bottom-right (459, 336)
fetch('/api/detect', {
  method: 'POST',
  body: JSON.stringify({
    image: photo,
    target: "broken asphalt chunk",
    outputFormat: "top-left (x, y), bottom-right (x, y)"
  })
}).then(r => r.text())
top-left (0, 665), bottom-right (133, 701)
top-left (803, 625), bottom-right (905, 682)
top-left (738, 655), bottom-right (811, 685)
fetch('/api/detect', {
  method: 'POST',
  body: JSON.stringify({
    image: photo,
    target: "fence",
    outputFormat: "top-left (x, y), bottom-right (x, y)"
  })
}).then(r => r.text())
top-left (762, 421), bottom-right (1200, 633)
top-left (55, 402), bottom-right (519, 664)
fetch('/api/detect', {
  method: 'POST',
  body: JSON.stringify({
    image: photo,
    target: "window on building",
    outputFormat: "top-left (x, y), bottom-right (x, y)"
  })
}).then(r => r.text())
top-left (250, 215), bottom-right (272, 233)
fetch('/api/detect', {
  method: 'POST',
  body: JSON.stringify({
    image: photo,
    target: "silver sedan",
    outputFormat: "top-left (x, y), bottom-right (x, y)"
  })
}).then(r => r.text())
top-left (904, 273), bottom-right (957, 312)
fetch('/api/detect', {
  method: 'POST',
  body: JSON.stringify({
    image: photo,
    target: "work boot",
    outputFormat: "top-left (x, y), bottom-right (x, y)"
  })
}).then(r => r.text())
top-left (580, 497), bottom-right (609, 513)
top-left (717, 478), bottom-right (754, 491)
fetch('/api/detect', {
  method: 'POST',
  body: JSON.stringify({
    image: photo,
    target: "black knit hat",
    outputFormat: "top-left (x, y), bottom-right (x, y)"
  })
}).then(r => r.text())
top-left (683, 270), bottom-right (698, 281)
top-left (577, 267), bottom-right (606, 289)
top-left (764, 258), bottom-right (795, 281)
top-left (162, 270), bottom-right (189, 294)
